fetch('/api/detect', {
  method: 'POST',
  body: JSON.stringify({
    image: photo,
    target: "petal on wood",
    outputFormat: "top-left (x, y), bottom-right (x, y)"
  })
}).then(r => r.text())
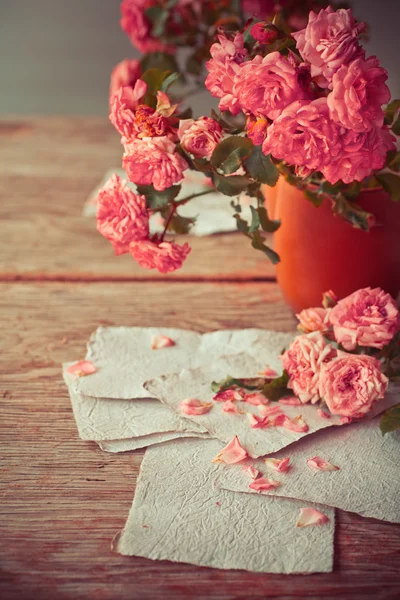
top-left (264, 457), bottom-right (291, 473)
top-left (180, 398), bottom-right (213, 416)
top-left (249, 477), bottom-right (280, 492)
top-left (66, 360), bottom-right (96, 377)
top-left (296, 507), bottom-right (330, 528)
top-left (151, 335), bottom-right (176, 349)
top-left (306, 456), bottom-right (340, 472)
top-left (212, 435), bottom-right (248, 464)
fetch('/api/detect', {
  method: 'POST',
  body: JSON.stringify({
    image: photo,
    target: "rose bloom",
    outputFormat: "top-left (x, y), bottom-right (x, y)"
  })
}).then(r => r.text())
top-left (281, 331), bottom-right (336, 404)
top-left (297, 307), bottom-right (330, 334)
top-left (96, 174), bottom-right (149, 255)
top-left (130, 239), bottom-right (191, 273)
top-left (329, 287), bottom-right (400, 350)
top-left (120, 0), bottom-right (171, 53)
top-left (109, 59), bottom-right (142, 103)
top-left (234, 52), bottom-right (306, 120)
top-left (322, 125), bottom-right (395, 185)
top-left (292, 7), bottom-right (366, 87)
top-left (246, 116), bottom-right (269, 146)
top-left (250, 22), bottom-right (279, 45)
top-left (123, 136), bottom-right (188, 191)
top-left (109, 81), bottom-right (147, 142)
top-left (319, 353), bottom-right (388, 418)
top-left (327, 56), bottom-right (390, 132)
top-left (262, 98), bottom-right (341, 176)
top-left (205, 32), bottom-right (248, 115)
top-left (178, 117), bottom-right (223, 159)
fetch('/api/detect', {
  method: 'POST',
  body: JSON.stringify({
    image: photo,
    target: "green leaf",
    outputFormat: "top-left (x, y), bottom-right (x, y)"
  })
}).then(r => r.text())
top-left (211, 136), bottom-right (254, 174)
top-left (160, 72), bottom-right (181, 92)
top-left (392, 116), bottom-right (400, 136)
top-left (386, 150), bottom-right (400, 173)
top-left (168, 213), bottom-right (196, 234)
top-left (261, 370), bottom-right (290, 402)
top-left (212, 173), bottom-right (252, 196)
top-left (380, 403), bottom-right (400, 435)
top-left (211, 375), bottom-right (270, 394)
top-left (234, 213), bottom-right (250, 234)
top-left (376, 172), bottom-right (400, 201)
top-left (304, 188), bottom-right (324, 207)
top-left (140, 53), bottom-right (179, 74)
top-left (251, 230), bottom-right (280, 264)
top-left (141, 68), bottom-right (172, 106)
top-left (244, 146), bottom-right (279, 186)
top-left (333, 195), bottom-right (373, 230)
top-left (384, 99), bottom-right (400, 125)
top-left (257, 206), bottom-right (280, 233)
top-left (136, 184), bottom-right (181, 210)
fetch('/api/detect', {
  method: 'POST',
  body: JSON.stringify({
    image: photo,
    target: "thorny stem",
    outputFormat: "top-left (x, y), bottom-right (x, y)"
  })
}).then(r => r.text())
top-left (159, 188), bottom-right (215, 241)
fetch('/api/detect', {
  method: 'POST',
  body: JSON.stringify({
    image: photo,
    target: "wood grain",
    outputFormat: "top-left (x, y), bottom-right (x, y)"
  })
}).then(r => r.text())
top-left (1, 282), bottom-right (399, 600)
top-left (0, 117), bottom-right (274, 281)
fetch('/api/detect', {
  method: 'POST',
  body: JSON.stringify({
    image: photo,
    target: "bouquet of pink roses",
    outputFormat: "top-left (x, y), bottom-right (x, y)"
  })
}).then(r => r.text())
top-left (96, 2), bottom-right (400, 274)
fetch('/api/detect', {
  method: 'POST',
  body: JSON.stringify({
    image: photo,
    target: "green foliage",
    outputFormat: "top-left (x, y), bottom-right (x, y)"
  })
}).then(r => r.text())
top-left (211, 136), bottom-right (254, 174)
top-left (386, 150), bottom-right (400, 173)
top-left (168, 213), bottom-right (196, 234)
top-left (251, 230), bottom-right (280, 264)
top-left (384, 99), bottom-right (400, 125)
top-left (261, 370), bottom-right (290, 402)
top-left (380, 403), bottom-right (400, 435)
top-left (249, 205), bottom-right (280, 233)
top-left (141, 68), bottom-right (174, 106)
top-left (161, 72), bottom-right (181, 92)
top-left (140, 53), bottom-right (179, 74)
top-left (244, 146), bottom-right (279, 186)
top-left (212, 173), bottom-right (252, 196)
top-left (332, 195), bottom-right (373, 231)
top-left (136, 184), bottom-right (181, 210)
top-left (210, 371), bottom-right (289, 402)
top-left (376, 172), bottom-right (400, 201)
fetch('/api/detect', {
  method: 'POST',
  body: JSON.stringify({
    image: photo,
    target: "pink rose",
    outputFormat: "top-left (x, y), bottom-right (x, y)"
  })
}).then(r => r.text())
top-left (297, 307), bottom-right (330, 334)
top-left (109, 81), bottom-right (147, 142)
top-left (322, 125), bottom-right (395, 185)
top-left (293, 7), bottom-right (366, 87)
top-left (250, 22), bottom-right (279, 45)
top-left (109, 59), bottom-right (142, 103)
top-left (327, 57), bottom-right (390, 132)
top-left (319, 353), bottom-right (388, 417)
top-left (96, 174), bottom-right (149, 255)
top-left (246, 116), bottom-right (269, 146)
top-left (178, 117), bottom-right (223, 159)
top-left (281, 332), bottom-right (336, 404)
top-left (205, 32), bottom-right (248, 115)
top-left (234, 53), bottom-right (306, 120)
top-left (329, 287), bottom-right (400, 350)
top-left (123, 136), bottom-right (188, 191)
top-left (120, 0), bottom-right (171, 53)
top-left (129, 239), bottom-right (191, 273)
top-left (262, 98), bottom-right (341, 176)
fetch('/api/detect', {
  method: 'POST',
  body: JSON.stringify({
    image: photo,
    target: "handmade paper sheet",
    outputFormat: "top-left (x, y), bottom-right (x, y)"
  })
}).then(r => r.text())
top-left (63, 367), bottom-right (207, 441)
top-left (76, 327), bottom-right (294, 400)
top-left (84, 168), bottom-right (257, 236)
top-left (215, 417), bottom-right (400, 523)
top-left (114, 438), bottom-right (335, 573)
top-left (98, 432), bottom-right (212, 453)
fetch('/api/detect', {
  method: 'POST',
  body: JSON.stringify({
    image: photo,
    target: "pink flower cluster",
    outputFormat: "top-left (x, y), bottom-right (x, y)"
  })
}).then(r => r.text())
top-left (281, 287), bottom-right (398, 418)
top-left (96, 174), bottom-right (191, 273)
top-left (205, 7), bottom-right (395, 184)
top-left (120, 0), bottom-right (171, 54)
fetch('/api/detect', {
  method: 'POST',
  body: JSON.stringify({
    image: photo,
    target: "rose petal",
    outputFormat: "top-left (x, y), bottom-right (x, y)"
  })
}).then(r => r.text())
top-left (273, 413), bottom-right (309, 433)
top-left (247, 413), bottom-right (270, 428)
top-left (264, 457), bottom-right (291, 473)
top-left (259, 366), bottom-right (278, 378)
top-left (242, 465), bottom-right (259, 479)
top-left (340, 416), bottom-right (353, 425)
top-left (306, 456), bottom-right (340, 471)
top-left (249, 477), bottom-right (280, 492)
top-left (213, 389), bottom-right (243, 402)
top-left (151, 335), bottom-right (175, 350)
top-left (222, 400), bottom-right (243, 414)
top-left (212, 435), bottom-right (248, 464)
top-left (180, 398), bottom-right (213, 416)
top-left (244, 392), bottom-right (268, 406)
top-left (296, 507), bottom-right (330, 528)
top-left (317, 408), bottom-right (331, 419)
top-left (259, 405), bottom-right (282, 417)
top-left (278, 396), bottom-right (302, 406)
top-left (66, 360), bottom-right (96, 377)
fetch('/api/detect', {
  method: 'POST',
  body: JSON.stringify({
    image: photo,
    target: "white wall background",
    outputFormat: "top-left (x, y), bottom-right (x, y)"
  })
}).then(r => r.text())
top-left (0, 0), bottom-right (398, 116)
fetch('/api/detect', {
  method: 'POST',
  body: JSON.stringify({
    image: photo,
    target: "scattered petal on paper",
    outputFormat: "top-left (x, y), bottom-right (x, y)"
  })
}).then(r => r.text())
top-left (306, 456), bottom-right (340, 472)
top-left (264, 457), bottom-right (291, 473)
top-left (296, 508), bottom-right (330, 528)
top-left (66, 360), bottom-right (96, 377)
top-left (212, 436), bottom-right (248, 464)
top-left (151, 335), bottom-right (176, 350)
top-left (180, 398), bottom-right (213, 416)
top-left (249, 477), bottom-right (281, 492)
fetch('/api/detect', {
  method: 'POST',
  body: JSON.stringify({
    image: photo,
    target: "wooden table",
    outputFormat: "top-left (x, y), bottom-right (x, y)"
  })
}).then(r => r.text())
top-left (1, 117), bottom-right (399, 600)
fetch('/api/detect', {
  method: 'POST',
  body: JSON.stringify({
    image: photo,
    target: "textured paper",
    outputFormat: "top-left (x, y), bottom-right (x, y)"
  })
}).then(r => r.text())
top-left (144, 363), bottom-right (347, 458)
top-left (98, 432), bottom-right (212, 453)
top-left (114, 438), bottom-right (335, 573)
top-left (63, 367), bottom-right (207, 441)
top-left (215, 417), bottom-right (400, 523)
top-left (76, 327), bottom-right (294, 400)
top-left (85, 168), bottom-right (257, 236)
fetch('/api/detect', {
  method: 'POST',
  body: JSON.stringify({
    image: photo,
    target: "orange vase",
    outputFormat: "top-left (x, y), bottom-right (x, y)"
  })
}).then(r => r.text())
top-left (264, 177), bottom-right (400, 313)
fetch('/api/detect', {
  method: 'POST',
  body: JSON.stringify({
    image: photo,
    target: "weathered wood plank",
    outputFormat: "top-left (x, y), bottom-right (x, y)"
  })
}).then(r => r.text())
top-left (1, 282), bottom-right (399, 600)
top-left (0, 117), bottom-right (273, 281)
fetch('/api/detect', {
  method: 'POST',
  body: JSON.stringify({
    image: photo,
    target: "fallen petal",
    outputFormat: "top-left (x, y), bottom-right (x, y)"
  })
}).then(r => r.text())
top-left (296, 507), bottom-right (330, 528)
top-left (249, 477), bottom-right (280, 492)
top-left (247, 413), bottom-right (270, 428)
top-left (317, 408), bottom-right (331, 419)
top-left (244, 392), bottom-right (269, 406)
top-left (340, 416), bottom-right (352, 425)
top-left (213, 389), bottom-right (243, 402)
top-left (278, 396), bottom-right (302, 406)
top-left (66, 360), bottom-right (96, 377)
top-left (180, 398), bottom-right (212, 416)
top-left (222, 400), bottom-right (243, 414)
top-left (151, 335), bottom-right (175, 350)
top-left (259, 366), bottom-right (278, 378)
top-left (259, 405), bottom-right (282, 417)
top-left (273, 413), bottom-right (309, 433)
top-left (306, 456), bottom-right (340, 472)
top-left (264, 457), bottom-right (291, 473)
top-left (212, 436), bottom-right (248, 464)
top-left (242, 465), bottom-right (259, 479)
